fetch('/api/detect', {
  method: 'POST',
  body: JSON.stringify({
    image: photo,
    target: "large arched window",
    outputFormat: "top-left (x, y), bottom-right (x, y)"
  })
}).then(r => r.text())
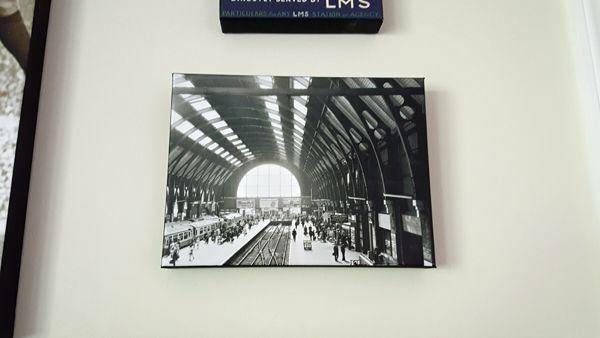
top-left (237, 164), bottom-right (301, 197)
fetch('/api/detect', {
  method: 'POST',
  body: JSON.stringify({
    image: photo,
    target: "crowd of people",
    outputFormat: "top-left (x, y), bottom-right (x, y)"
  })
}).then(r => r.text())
top-left (290, 216), bottom-right (352, 263)
top-left (167, 212), bottom-right (355, 266)
top-left (167, 214), bottom-right (263, 266)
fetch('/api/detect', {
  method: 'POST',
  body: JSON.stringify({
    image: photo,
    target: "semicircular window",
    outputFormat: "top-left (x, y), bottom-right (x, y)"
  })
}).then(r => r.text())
top-left (237, 164), bottom-right (301, 198)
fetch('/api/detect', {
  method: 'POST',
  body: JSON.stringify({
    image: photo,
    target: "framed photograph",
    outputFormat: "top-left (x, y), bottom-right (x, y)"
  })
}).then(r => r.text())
top-left (163, 74), bottom-right (435, 268)
top-left (0, 0), bottom-right (52, 336)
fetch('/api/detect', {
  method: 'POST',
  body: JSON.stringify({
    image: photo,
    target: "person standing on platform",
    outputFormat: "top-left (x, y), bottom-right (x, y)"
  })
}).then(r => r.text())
top-left (170, 241), bottom-right (180, 266)
top-left (333, 244), bottom-right (339, 262)
top-left (292, 228), bottom-right (297, 242)
top-left (341, 242), bottom-right (347, 261)
top-left (189, 244), bottom-right (194, 262)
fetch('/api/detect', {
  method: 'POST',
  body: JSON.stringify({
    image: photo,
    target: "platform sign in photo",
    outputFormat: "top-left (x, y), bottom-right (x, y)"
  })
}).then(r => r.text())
top-left (259, 198), bottom-right (279, 209)
top-left (282, 198), bottom-right (300, 208)
top-left (163, 74), bottom-right (435, 268)
top-left (236, 198), bottom-right (255, 209)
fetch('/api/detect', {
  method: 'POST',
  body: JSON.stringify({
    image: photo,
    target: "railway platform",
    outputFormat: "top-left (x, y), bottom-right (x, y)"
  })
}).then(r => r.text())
top-left (288, 225), bottom-right (360, 266)
top-left (161, 219), bottom-right (271, 267)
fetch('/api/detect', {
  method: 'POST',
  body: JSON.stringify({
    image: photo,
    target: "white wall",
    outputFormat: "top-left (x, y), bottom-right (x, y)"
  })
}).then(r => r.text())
top-left (14, 0), bottom-right (600, 337)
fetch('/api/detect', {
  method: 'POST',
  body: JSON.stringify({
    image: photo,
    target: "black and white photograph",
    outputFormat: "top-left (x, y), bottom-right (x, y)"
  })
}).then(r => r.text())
top-left (163, 74), bottom-right (435, 268)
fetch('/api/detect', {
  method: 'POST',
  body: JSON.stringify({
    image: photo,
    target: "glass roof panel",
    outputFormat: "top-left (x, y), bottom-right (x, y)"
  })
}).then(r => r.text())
top-left (293, 79), bottom-right (307, 89)
top-left (171, 111), bottom-right (182, 124)
top-left (232, 140), bottom-right (242, 146)
top-left (175, 121), bottom-right (194, 134)
top-left (220, 128), bottom-right (234, 136)
top-left (202, 110), bottom-right (220, 121)
top-left (268, 113), bottom-right (280, 121)
top-left (207, 143), bottom-right (218, 151)
top-left (190, 100), bottom-right (212, 112)
top-left (173, 74), bottom-right (193, 88)
top-left (213, 121), bottom-right (227, 129)
top-left (198, 136), bottom-right (212, 146)
top-left (265, 101), bottom-right (279, 112)
top-left (188, 130), bottom-right (204, 141)
top-left (257, 76), bottom-right (273, 89)
top-left (293, 100), bottom-right (308, 115)
top-left (294, 114), bottom-right (306, 125)
top-left (214, 147), bottom-right (224, 155)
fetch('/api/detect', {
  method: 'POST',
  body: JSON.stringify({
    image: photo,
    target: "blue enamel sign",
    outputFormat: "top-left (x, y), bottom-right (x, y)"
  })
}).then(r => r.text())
top-left (221, 0), bottom-right (383, 19)
top-left (220, 0), bottom-right (384, 33)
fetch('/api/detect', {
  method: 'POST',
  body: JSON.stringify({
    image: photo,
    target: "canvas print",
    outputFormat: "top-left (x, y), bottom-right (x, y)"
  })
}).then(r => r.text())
top-left (163, 74), bottom-right (435, 268)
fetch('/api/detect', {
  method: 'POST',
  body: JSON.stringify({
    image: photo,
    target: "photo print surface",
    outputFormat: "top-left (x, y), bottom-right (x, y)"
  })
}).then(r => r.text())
top-left (0, 0), bottom-right (35, 268)
top-left (163, 74), bottom-right (435, 268)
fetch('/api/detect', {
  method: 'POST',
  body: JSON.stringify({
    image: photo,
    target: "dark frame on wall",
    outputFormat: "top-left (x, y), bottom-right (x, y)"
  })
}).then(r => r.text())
top-left (0, 0), bottom-right (52, 336)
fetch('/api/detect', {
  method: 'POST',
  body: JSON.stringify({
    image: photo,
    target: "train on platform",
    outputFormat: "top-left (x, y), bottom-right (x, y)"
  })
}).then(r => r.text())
top-left (162, 213), bottom-right (242, 256)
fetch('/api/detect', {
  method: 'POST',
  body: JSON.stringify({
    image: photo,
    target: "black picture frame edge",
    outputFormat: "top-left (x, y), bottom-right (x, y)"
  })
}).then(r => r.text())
top-left (0, 1), bottom-right (52, 337)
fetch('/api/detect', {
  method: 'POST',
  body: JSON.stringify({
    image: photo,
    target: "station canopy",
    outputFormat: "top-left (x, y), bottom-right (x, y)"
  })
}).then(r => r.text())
top-left (168, 74), bottom-right (424, 191)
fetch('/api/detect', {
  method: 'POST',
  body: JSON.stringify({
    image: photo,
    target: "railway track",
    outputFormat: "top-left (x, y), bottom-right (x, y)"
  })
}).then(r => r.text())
top-left (228, 223), bottom-right (290, 266)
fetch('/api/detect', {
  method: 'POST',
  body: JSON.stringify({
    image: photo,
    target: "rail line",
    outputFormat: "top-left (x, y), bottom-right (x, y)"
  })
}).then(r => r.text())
top-left (228, 222), bottom-right (291, 266)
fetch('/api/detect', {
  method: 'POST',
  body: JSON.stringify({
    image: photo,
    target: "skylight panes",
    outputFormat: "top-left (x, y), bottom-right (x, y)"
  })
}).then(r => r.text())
top-left (294, 114), bottom-right (306, 125)
top-left (265, 101), bottom-right (279, 112)
top-left (173, 74), bottom-right (193, 88)
top-left (190, 99), bottom-right (212, 112)
top-left (227, 135), bottom-right (238, 141)
top-left (220, 128), bottom-right (234, 136)
top-left (257, 76), bottom-right (273, 89)
top-left (269, 113), bottom-right (280, 122)
top-left (207, 143), bottom-right (218, 151)
top-left (293, 100), bottom-right (308, 115)
top-left (171, 111), bottom-right (183, 124)
top-left (294, 124), bottom-right (304, 134)
top-left (214, 147), bottom-right (224, 155)
top-left (175, 120), bottom-right (194, 134)
top-left (293, 79), bottom-right (307, 89)
top-left (198, 136), bottom-right (212, 146)
top-left (271, 122), bottom-right (282, 130)
top-left (232, 140), bottom-right (242, 146)
top-left (202, 110), bottom-right (220, 121)
top-left (213, 121), bottom-right (227, 129)
top-left (188, 130), bottom-right (204, 141)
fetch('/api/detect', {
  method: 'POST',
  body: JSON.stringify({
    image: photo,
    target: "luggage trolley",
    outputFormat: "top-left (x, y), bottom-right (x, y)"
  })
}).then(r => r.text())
top-left (303, 240), bottom-right (312, 250)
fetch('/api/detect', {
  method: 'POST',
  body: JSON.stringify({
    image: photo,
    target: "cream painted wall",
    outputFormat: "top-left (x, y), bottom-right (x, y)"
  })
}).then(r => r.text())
top-left (14, 0), bottom-right (600, 337)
